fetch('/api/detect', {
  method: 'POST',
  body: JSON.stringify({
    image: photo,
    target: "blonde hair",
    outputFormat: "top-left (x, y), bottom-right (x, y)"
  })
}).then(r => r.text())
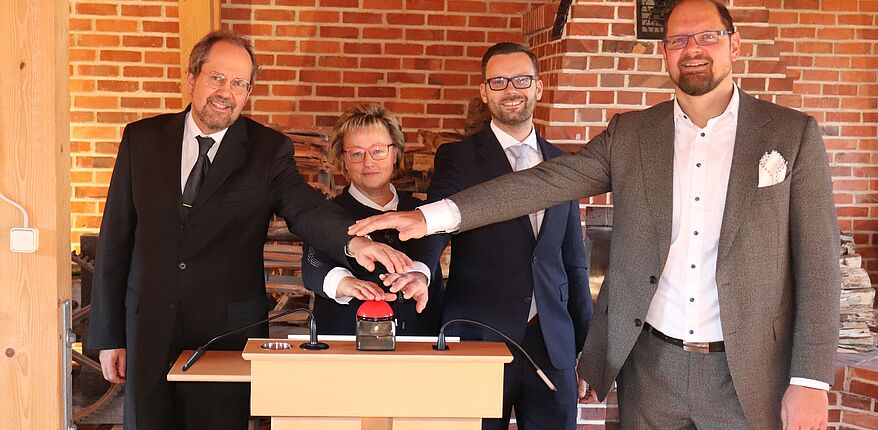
top-left (329, 103), bottom-right (405, 174)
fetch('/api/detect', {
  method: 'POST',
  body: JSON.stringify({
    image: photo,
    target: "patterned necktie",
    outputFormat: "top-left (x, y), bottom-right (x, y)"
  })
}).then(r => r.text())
top-left (181, 135), bottom-right (215, 213)
top-left (506, 144), bottom-right (532, 172)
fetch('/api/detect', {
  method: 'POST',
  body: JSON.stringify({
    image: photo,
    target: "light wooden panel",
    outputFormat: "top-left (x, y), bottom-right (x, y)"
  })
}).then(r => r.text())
top-left (178, 0), bottom-right (221, 106)
top-left (0, 0), bottom-right (70, 428)
top-left (243, 340), bottom-right (511, 419)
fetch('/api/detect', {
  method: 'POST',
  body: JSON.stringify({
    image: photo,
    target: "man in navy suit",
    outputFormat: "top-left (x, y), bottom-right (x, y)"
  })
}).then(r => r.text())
top-left (403, 42), bottom-right (593, 429)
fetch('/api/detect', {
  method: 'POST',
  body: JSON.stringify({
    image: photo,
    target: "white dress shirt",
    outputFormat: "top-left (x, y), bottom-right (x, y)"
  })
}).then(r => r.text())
top-left (181, 112), bottom-right (227, 191)
top-left (644, 87), bottom-right (740, 343)
top-left (322, 183), bottom-right (432, 304)
top-left (418, 86), bottom-right (827, 391)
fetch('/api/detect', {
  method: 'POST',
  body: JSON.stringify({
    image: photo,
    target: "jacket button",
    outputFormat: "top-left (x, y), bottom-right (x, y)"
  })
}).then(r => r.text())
top-left (179, 262), bottom-right (187, 270)
top-left (523, 296), bottom-right (532, 304)
top-left (649, 276), bottom-right (657, 284)
top-left (169, 302), bottom-right (177, 310)
top-left (532, 256), bottom-right (537, 264)
top-left (634, 319), bottom-right (642, 327)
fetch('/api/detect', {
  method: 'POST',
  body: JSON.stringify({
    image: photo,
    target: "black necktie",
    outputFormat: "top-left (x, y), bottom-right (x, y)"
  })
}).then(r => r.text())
top-left (181, 135), bottom-right (215, 215)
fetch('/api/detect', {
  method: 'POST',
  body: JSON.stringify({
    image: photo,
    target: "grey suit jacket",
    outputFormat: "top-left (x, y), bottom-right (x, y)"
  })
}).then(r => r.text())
top-left (449, 91), bottom-right (841, 428)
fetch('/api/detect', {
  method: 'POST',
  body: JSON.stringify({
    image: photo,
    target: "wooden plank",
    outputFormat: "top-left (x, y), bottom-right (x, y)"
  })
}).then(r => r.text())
top-left (178, 0), bottom-right (221, 106)
top-left (167, 351), bottom-right (251, 382)
top-left (0, 0), bottom-right (70, 428)
top-left (272, 417), bottom-right (363, 430)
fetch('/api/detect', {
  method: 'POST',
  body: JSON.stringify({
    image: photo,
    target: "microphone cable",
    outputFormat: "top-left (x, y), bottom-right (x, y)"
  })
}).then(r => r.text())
top-left (434, 318), bottom-right (557, 392)
top-left (182, 307), bottom-right (327, 371)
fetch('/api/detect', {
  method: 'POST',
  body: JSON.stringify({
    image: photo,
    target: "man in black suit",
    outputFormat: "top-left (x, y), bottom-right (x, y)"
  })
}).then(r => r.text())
top-left (88, 31), bottom-right (411, 430)
top-left (407, 42), bottom-right (593, 429)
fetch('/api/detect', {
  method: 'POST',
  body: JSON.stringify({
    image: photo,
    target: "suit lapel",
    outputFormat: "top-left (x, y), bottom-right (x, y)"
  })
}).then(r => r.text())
top-left (535, 137), bottom-right (565, 243)
top-left (162, 111), bottom-right (186, 207)
top-left (639, 102), bottom-right (676, 267)
top-left (717, 91), bottom-right (771, 265)
top-left (476, 127), bottom-right (536, 244)
top-left (190, 116), bottom-right (248, 214)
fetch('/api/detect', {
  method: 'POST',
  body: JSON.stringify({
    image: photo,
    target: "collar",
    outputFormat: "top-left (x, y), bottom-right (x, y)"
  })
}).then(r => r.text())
top-left (348, 183), bottom-right (399, 211)
top-left (490, 121), bottom-right (539, 152)
top-left (184, 111), bottom-right (230, 145)
top-left (673, 84), bottom-right (740, 127)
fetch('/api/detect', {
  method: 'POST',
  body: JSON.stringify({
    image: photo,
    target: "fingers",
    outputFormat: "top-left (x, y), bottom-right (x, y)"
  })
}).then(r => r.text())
top-left (380, 272), bottom-right (429, 312)
top-left (356, 242), bottom-right (412, 274)
top-left (348, 213), bottom-right (396, 237)
top-left (412, 289), bottom-right (428, 313)
top-left (339, 278), bottom-right (387, 301)
top-left (118, 350), bottom-right (126, 380)
top-left (99, 349), bottom-right (126, 384)
top-left (347, 211), bottom-right (428, 241)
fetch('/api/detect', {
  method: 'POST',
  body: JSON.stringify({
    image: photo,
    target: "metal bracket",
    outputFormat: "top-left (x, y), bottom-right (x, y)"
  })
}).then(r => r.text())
top-left (62, 299), bottom-right (77, 430)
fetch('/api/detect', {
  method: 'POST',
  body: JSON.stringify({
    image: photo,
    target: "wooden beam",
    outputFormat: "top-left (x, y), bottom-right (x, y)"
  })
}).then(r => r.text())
top-left (179, 0), bottom-right (222, 106)
top-left (0, 0), bottom-right (70, 428)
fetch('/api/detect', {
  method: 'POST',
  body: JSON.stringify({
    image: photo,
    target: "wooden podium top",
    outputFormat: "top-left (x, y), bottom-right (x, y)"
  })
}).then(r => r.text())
top-left (168, 350), bottom-right (250, 382)
top-left (168, 339), bottom-right (511, 382)
top-left (242, 339), bottom-right (512, 362)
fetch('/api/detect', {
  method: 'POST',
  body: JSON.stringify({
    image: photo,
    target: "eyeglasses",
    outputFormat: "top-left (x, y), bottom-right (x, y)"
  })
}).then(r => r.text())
top-left (204, 71), bottom-right (252, 95)
top-left (663, 30), bottom-right (734, 50)
top-left (343, 144), bottom-right (393, 163)
top-left (485, 75), bottom-right (535, 91)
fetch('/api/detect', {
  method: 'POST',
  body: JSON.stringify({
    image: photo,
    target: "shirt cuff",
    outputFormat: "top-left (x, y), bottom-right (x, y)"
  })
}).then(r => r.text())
top-left (409, 261), bottom-right (432, 284)
top-left (789, 377), bottom-right (830, 391)
top-left (323, 267), bottom-right (354, 305)
top-left (417, 199), bottom-right (461, 235)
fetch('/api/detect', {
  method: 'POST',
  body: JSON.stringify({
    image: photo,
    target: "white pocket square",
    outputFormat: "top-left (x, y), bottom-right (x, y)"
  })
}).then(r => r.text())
top-left (758, 150), bottom-right (787, 188)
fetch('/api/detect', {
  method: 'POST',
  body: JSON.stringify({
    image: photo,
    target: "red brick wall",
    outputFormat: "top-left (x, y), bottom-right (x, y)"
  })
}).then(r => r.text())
top-left (526, 0), bottom-right (878, 271)
top-left (68, 0), bottom-right (542, 247)
top-left (69, 0), bottom-right (183, 243)
top-left (831, 351), bottom-right (878, 429)
top-left (70, 1), bottom-right (878, 268)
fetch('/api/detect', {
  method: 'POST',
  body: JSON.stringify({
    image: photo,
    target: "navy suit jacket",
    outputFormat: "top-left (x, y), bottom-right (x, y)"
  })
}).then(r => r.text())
top-left (417, 125), bottom-right (593, 370)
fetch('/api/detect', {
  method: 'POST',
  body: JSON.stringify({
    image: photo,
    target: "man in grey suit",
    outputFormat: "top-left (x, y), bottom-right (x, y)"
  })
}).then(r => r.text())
top-left (350, 0), bottom-right (840, 428)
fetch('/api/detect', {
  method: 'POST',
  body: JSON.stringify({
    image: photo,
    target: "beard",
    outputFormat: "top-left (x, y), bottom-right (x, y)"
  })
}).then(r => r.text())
top-left (194, 95), bottom-right (238, 132)
top-left (487, 94), bottom-right (536, 127)
top-left (672, 55), bottom-right (730, 97)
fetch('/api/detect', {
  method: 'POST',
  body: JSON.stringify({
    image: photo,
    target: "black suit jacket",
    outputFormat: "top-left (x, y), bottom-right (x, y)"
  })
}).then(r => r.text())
top-left (416, 126), bottom-right (593, 370)
top-left (301, 187), bottom-right (444, 335)
top-left (88, 108), bottom-right (354, 396)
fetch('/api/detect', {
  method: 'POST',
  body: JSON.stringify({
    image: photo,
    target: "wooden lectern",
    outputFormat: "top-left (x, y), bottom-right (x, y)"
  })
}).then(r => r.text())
top-left (168, 338), bottom-right (512, 430)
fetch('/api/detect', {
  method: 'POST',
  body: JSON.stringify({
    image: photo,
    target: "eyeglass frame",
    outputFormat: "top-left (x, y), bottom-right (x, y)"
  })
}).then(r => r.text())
top-left (663, 30), bottom-right (735, 50)
top-left (484, 75), bottom-right (536, 91)
top-left (203, 71), bottom-right (252, 95)
top-left (342, 144), bottom-right (394, 163)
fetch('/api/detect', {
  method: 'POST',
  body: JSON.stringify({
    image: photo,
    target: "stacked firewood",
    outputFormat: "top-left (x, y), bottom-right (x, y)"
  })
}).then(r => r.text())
top-left (284, 130), bottom-right (336, 196)
top-left (395, 97), bottom-right (488, 195)
top-left (838, 233), bottom-right (877, 352)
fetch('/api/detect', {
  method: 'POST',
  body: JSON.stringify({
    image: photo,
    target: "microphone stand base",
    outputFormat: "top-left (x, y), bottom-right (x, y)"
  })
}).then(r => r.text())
top-left (300, 342), bottom-right (329, 350)
top-left (432, 344), bottom-right (449, 351)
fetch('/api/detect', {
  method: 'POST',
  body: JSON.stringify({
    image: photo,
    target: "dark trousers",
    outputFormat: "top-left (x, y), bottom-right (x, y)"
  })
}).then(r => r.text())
top-left (483, 322), bottom-right (578, 430)
top-left (124, 378), bottom-right (250, 430)
top-left (617, 329), bottom-right (748, 429)
top-left (123, 319), bottom-right (252, 430)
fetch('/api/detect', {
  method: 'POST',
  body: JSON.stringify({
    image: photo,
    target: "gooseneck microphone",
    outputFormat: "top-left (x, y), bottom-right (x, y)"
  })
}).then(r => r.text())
top-left (182, 307), bottom-right (328, 371)
top-left (433, 318), bottom-right (557, 392)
